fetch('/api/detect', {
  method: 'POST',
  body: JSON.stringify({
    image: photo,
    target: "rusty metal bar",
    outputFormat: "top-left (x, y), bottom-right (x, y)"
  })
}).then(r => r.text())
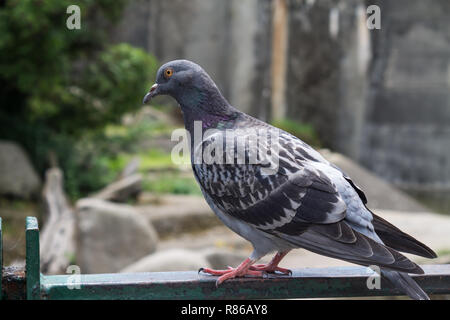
top-left (36, 264), bottom-right (450, 300)
top-left (2, 266), bottom-right (26, 300)
top-left (3, 263), bottom-right (450, 300)
top-left (2, 216), bottom-right (450, 300)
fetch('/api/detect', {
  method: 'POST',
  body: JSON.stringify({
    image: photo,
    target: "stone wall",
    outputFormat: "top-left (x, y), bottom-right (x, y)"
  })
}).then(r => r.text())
top-left (361, 0), bottom-right (450, 190)
top-left (285, 0), bottom-right (368, 154)
top-left (113, 0), bottom-right (272, 118)
top-left (113, 0), bottom-right (450, 191)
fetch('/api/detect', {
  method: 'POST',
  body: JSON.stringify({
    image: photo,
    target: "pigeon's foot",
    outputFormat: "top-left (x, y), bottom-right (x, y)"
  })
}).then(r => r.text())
top-left (249, 264), bottom-right (292, 275)
top-left (247, 251), bottom-right (292, 275)
top-left (214, 268), bottom-right (264, 286)
top-left (199, 257), bottom-right (262, 286)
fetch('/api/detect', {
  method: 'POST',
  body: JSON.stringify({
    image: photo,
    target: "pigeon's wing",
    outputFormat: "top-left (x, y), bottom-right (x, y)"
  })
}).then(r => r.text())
top-left (329, 163), bottom-right (368, 204)
top-left (192, 128), bottom-right (347, 229)
top-left (194, 162), bottom-right (346, 230)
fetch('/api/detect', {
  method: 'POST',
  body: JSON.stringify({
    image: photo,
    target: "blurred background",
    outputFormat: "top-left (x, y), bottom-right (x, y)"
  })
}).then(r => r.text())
top-left (1, 0), bottom-right (449, 286)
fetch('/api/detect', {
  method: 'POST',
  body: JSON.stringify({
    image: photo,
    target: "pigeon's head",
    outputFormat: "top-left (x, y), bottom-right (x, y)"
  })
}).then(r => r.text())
top-left (143, 59), bottom-right (227, 111)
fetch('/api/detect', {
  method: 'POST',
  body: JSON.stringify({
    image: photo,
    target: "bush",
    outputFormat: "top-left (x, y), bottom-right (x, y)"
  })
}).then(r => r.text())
top-left (272, 119), bottom-right (322, 147)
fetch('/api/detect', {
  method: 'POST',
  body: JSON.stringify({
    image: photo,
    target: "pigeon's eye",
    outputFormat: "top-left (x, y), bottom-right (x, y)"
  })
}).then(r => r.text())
top-left (164, 68), bottom-right (174, 79)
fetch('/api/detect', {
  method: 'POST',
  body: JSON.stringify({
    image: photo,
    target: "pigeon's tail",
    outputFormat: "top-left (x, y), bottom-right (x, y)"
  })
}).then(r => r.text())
top-left (370, 211), bottom-right (437, 259)
top-left (382, 270), bottom-right (430, 300)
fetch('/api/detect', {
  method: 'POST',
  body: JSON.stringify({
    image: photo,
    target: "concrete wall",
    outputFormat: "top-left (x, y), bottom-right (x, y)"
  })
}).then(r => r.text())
top-left (113, 0), bottom-right (450, 191)
top-left (361, 0), bottom-right (450, 190)
top-left (285, 0), bottom-right (368, 154)
top-left (114, 0), bottom-right (272, 118)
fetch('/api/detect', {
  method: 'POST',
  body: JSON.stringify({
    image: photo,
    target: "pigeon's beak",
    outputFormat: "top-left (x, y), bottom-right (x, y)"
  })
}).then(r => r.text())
top-left (143, 83), bottom-right (159, 104)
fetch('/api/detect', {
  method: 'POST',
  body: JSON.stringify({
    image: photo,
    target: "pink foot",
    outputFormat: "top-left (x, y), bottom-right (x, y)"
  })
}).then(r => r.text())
top-left (249, 264), bottom-right (292, 275)
top-left (248, 251), bottom-right (292, 275)
top-left (199, 258), bottom-right (263, 286)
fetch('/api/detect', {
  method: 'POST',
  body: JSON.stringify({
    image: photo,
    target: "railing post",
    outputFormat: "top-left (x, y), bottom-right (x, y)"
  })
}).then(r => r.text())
top-left (1, 217), bottom-right (3, 299)
top-left (26, 217), bottom-right (41, 300)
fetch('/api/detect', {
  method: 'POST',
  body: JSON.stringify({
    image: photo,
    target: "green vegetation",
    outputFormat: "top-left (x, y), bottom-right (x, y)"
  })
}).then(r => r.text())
top-left (143, 174), bottom-right (201, 196)
top-left (436, 248), bottom-right (450, 256)
top-left (88, 125), bottom-right (201, 196)
top-left (0, 0), bottom-right (158, 198)
top-left (62, 114), bottom-right (178, 199)
top-left (272, 119), bottom-right (321, 147)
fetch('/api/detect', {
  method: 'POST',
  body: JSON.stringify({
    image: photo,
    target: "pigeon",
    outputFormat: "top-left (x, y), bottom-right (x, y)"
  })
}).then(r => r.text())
top-left (143, 59), bottom-right (437, 300)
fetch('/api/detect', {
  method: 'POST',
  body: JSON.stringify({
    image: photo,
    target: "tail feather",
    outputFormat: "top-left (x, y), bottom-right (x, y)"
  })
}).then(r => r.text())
top-left (370, 211), bottom-right (437, 259)
top-left (275, 223), bottom-right (425, 275)
top-left (382, 270), bottom-right (430, 300)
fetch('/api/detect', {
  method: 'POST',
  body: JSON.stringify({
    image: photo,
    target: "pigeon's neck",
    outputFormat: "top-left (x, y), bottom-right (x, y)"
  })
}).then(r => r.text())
top-left (178, 86), bottom-right (239, 134)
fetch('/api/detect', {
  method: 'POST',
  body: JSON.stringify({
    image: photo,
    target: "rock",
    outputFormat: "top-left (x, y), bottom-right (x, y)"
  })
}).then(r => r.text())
top-left (201, 248), bottom-right (248, 269)
top-left (117, 157), bottom-right (140, 180)
top-left (91, 173), bottom-right (142, 203)
top-left (320, 149), bottom-right (430, 212)
top-left (120, 248), bottom-right (211, 273)
top-left (158, 225), bottom-right (252, 253)
top-left (76, 198), bottom-right (158, 273)
top-left (137, 194), bottom-right (222, 238)
top-left (0, 140), bottom-right (41, 199)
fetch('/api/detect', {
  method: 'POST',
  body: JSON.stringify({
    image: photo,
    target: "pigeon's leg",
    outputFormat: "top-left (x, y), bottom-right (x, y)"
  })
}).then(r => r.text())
top-left (199, 257), bottom-right (263, 286)
top-left (249, 250), bottom-right (291, 275)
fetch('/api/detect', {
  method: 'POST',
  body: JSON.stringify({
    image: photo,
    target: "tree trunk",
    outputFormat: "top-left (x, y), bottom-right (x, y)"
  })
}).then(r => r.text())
top-left (40, 168), bottom-right (76, 274)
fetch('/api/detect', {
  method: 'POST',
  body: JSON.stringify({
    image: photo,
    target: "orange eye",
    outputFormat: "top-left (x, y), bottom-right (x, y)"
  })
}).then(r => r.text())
top-left (164, 68), bottom-right (174, 78)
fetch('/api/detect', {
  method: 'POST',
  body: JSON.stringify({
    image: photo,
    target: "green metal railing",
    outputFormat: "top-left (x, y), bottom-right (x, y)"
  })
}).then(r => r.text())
top-left (0, 217), bottom-right (2, 298)
top-left (1, 217), bottom-right (450, 299)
